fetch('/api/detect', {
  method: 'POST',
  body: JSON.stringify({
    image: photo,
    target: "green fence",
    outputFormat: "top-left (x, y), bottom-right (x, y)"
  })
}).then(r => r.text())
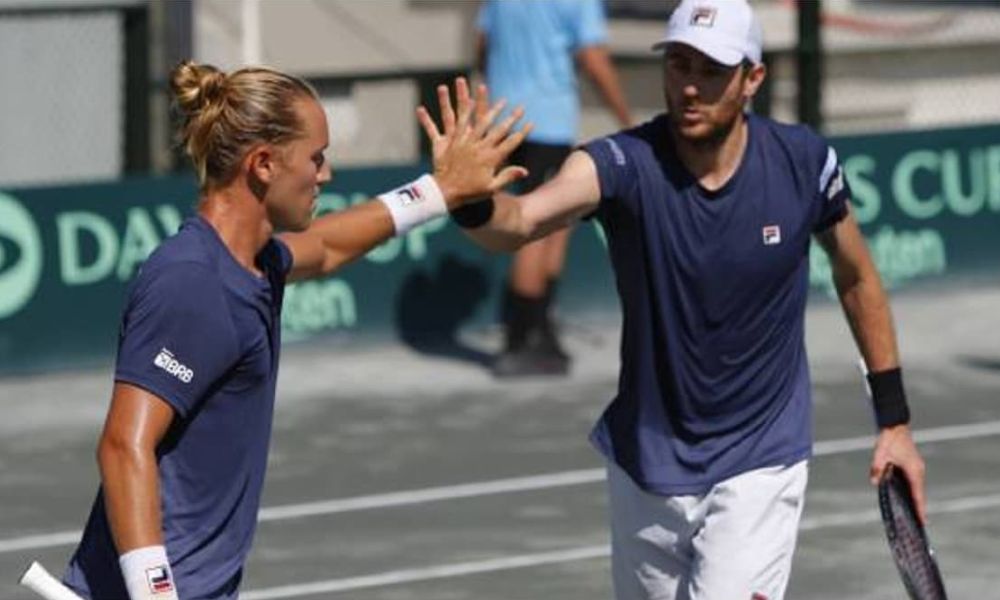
top-left (1, 124), bottom-right (998, 374)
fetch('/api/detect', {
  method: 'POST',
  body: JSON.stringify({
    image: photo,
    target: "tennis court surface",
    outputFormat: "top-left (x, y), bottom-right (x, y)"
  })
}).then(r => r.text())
top-left (2, 283), bottom-right (998, 599)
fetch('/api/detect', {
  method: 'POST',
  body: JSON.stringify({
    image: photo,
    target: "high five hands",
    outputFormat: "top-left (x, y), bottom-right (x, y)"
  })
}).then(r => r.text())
top-left (416, 77), bottom-right (533, 208)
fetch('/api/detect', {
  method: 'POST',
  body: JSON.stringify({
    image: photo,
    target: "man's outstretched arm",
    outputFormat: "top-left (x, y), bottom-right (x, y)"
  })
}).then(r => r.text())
top-left (457, 149), bottom-right (603, 252)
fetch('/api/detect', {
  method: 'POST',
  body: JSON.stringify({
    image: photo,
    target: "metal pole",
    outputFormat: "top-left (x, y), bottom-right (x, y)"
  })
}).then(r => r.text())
top-left (124, 5), bottom-right (151, 174)
top-left (797, 0), bottom-right (823, 129)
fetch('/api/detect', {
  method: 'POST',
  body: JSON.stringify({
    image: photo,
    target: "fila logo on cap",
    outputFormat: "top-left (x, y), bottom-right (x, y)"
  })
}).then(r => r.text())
top-left (762, 225), bottom-right (781, 246)
top-left (690, 6), bottom-right (717, 28)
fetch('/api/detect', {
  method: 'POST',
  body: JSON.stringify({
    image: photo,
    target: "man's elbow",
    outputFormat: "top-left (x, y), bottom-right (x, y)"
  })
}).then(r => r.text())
top-left (97, 431), bottom-right (146, 479)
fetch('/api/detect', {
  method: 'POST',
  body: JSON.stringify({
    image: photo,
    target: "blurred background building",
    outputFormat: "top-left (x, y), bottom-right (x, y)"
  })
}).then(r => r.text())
top-left (2, 0), bottom-right (1000, 189)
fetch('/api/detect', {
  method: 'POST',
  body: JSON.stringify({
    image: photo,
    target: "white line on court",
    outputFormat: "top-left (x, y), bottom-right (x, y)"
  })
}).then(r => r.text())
top-left (0, 531), bottom-right (82, 555)
top-left (241, 492), bottom-right (1000, 599)
top-left (257, 469), bottom-right (603, 521)
top-left (240, 546), bottom-right (611, 600)
top-left (3, 420), bottom-right (1000, 554)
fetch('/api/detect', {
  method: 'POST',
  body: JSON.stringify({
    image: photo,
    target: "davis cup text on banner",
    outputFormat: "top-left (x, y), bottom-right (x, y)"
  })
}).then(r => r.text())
top-left (846, 144), bottom-right (1000, 224)
top-left (1, 128), bottom-right (998, 374)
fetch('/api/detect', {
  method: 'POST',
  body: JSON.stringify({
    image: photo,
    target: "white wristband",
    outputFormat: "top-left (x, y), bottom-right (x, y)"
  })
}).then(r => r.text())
top-left (377, 174), bottom-right (448, 235)
top-left (119, 545), bottom-right (179, 600)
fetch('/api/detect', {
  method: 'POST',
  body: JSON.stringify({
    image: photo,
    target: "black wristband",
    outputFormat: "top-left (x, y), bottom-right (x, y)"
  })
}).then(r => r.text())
top-left (449, 197), bottom-right (495, 229)
top-left (866, 367), bottom-right (911, 428)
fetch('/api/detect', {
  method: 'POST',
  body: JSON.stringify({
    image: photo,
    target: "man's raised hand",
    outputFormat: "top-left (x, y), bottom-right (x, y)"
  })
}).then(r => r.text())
top-left (416, 77), bottom-right (532, 208)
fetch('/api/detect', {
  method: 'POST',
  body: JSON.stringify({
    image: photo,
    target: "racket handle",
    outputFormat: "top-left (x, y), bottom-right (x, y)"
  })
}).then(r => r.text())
top-left (19, 561), bottom-right (84, 600)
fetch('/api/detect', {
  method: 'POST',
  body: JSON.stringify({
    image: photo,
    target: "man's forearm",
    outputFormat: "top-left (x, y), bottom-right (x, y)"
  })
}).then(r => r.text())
top-left (98, 440), bottom-right (164, 554)
top-left (835, 266), bottom-right (900, 372)
top-left (458, 193), bottom-right (532, 252)
top-left (455, 150), bottom-right (602, 250)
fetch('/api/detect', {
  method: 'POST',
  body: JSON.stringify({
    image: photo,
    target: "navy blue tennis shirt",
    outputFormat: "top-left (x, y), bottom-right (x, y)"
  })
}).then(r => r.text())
top-left (65, 217), bottom-right (292, 599)
top-left (583, 113), bottom-right (850, 495)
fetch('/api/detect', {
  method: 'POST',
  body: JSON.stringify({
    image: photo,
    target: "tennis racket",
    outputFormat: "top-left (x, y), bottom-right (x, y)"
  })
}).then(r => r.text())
top-left (18, 561), bottom-right (84, 600)
top-left (878, 464), bottom-right (948, 600)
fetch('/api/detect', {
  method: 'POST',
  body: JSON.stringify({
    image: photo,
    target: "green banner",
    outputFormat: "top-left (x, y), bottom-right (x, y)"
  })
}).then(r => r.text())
top-left (0, 177), bottom-right (195, 374)
top-left (1, 123), bottom-right (998, 374)
top-left (810, 124), bottom-right (1000, 293)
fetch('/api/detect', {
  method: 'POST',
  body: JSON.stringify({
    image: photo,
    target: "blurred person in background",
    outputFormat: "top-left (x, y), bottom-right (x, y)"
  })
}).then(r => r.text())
top-left (61, 62), bottom-right (527, 600)
top-left (476, 0), bottom-right (632, 377)
top-left (451, 0), bottom-right (927, 598)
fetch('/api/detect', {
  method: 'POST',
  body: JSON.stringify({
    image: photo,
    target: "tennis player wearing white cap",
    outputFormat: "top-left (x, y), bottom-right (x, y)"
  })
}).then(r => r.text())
top-left (448, 1), bottom-right (927, 598)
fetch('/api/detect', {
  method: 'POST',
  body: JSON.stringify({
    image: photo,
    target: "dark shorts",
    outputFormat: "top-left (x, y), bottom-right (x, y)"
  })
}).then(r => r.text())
top-left (509, 141), bottom-right (572, 195)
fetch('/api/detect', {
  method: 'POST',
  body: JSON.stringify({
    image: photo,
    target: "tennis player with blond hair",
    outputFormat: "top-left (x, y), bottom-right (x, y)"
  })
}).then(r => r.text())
top-left (60, 62), bottom-right (528, 599)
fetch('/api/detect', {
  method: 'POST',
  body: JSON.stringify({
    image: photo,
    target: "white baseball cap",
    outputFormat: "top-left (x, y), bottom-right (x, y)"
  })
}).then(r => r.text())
top-left (652, 0), bottom-right (763, 67)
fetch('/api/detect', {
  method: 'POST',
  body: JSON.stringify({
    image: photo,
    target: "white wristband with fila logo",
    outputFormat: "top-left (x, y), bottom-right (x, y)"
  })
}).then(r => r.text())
top-left (377, 174), bottom-right (448, 235)
top-left (119, 545), bottom-right (178, 600)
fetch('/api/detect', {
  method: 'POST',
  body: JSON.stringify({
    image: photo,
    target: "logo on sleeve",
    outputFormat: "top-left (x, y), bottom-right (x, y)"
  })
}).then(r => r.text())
top-left (154, 348), bottom-right (194, 383)
top-left (826, 167), bottom-right (845, 202)
top-left (145, 564), bottom-right (175, 594)
top-left (762, 225), bottom-right (782, 246)
top-left (603, 138), bottom-right (626, 166)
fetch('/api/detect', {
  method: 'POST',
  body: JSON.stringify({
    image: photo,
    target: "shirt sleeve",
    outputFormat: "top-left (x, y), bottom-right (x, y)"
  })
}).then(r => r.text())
top-left (814, 144), bottom-right (851, 232)
top-left (114, 263), bottom-right (240, 418)
top-left (582, 134), bottom-right (633, 205)
top-left (572, 0), bottom-right (609, 49)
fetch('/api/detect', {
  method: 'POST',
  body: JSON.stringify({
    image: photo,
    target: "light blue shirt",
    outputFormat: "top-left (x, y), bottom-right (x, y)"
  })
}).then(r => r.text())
top-left (477, 0), bottom-right (608, 145)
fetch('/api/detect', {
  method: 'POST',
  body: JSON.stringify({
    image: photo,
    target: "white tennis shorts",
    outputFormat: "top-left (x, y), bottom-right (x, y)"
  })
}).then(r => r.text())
top-left (607, 459), bottom-right (809, 600)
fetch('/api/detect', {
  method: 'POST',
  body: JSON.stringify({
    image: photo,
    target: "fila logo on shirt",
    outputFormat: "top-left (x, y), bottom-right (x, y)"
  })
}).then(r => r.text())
top-left (145, 564), bottom-right (175, 594)
top-left (762, 225), bottom-right (782, 246)
top-left (154, 348), bottom-right (194, 383)
top-left (690, 6), bottom-right (717, 28)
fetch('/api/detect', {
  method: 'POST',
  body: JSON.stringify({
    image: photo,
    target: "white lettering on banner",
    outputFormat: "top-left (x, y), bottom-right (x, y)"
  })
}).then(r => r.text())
top-left (57, 211), bottom-right (118, 285)
top-left (891, 145), bottom-right (1000, 220)
top-left (843, 155), bottom-right (881, 225)
top-left (0, 193), bottom-right (44, 319)
top-left (989, 145), bottom-right (1000, 210)
top-left (282, 279), bottom-right (357, 338)
top-left (154, 348), bottom-right (194, 383)
top-left (117, 208), bottom-right (167, 280)
top-left (811, 226), bottom-right (946, 294)
top-left (57, 205), bottom-right (184, 286)
top-left (942, 148), bottom-right (986, 216)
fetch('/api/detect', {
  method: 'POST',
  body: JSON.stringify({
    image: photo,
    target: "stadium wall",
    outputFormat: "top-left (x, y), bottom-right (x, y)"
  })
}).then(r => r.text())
top-left (0, 124), bottom-right (998, 375)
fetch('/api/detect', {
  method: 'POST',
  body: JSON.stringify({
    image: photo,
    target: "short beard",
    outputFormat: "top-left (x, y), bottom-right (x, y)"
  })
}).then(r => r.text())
top-left (667, 103), bottom-right (743, 151)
